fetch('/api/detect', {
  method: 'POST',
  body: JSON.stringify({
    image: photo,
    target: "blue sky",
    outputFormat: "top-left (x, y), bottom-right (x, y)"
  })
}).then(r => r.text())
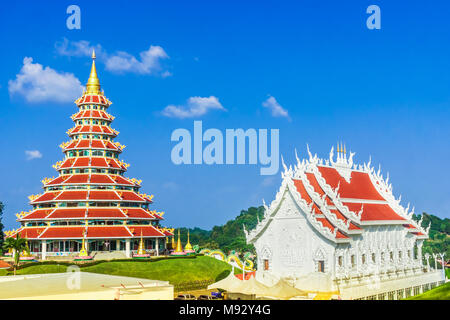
top-left (0, 0), bottom-right (449, 231)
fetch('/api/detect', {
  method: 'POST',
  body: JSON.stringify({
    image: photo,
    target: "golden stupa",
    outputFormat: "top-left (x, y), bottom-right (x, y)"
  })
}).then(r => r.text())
top-left (171, 229), bottom-right (186, 256)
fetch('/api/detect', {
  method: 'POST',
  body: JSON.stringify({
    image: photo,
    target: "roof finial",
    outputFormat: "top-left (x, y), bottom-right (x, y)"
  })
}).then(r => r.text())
top-left (86, 49), bottom-right (101, 95)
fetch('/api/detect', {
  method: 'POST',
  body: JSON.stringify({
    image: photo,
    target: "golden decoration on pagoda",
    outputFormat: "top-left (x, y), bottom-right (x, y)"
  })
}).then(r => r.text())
top-left (118, 160), bottom-right (130, 169)
top-left (28, 194), bottom-right (41, 201)
top-left (41, 177), bottom-right (54, 185)
top-left (16, 210), bottom-right (31, 219)
top-left (114, 142), bottom-right (126, 150)
top-left (4, 229), bottom-right (18, 237)
top-left (85, 50), bottom-right (102, 95)
top-left (52, 161), bottom-right (63, 170)
top-left (130, 178), bottom-right (142, 186)
top-left (59, 141), bottom-right (70, 150)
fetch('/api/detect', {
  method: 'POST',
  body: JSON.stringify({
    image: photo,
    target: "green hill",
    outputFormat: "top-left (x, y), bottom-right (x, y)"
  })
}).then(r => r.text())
top-left (178, 206), bottom-right (263, 254)
top-left (413, 213), bottom-right (449, 263)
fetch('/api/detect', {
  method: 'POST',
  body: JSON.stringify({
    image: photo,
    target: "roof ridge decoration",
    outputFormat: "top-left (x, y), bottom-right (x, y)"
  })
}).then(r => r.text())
top-left (329, 143), bottom-right (355, 183)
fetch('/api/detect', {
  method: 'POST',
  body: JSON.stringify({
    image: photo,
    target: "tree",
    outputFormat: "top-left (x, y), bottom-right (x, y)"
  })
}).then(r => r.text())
top-left (2, 234), bottom-right (29, 275)
top-left (0, 202), bottom-right (4, 255)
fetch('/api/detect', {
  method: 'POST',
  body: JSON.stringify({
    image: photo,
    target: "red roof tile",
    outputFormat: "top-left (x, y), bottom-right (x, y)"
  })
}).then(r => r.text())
top-left (317, 166), bottom-right (385, 201)
top-left (40, 227), bottom-right (85, 239)
top-left (127, 226), bottom-right (165, 237)
top-left (87, 226), bottom-right (131, 238)
top-left (343, 203), bottom-right (405, 221)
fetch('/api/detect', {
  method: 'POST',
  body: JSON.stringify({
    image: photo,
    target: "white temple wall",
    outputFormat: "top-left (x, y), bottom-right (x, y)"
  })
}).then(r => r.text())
top-left (254, 190), bottom-right (336, 285)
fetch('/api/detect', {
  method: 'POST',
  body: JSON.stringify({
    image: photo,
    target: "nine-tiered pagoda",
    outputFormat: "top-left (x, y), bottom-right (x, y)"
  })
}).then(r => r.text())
top-left (5, 51), bottom-right (173, 259)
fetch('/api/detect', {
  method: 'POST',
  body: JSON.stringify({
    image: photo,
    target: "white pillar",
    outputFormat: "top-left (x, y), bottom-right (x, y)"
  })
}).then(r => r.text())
top-left (125, 239), bottom-right (131, 258)
top-left (41, 241), bottom-right (47, 261)
top-left (156, 238), bottom-right (159, 256)
top-left (417, 241), bottom-right (423, 263)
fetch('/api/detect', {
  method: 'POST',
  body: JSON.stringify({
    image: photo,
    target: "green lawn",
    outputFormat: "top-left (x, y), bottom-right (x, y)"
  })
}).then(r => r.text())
top-left (407, 282), bottom-right (450, 300)
top-left (0, 256), bottom-right (233, 286)
top-left (82, 256), bottom-right (232, 285)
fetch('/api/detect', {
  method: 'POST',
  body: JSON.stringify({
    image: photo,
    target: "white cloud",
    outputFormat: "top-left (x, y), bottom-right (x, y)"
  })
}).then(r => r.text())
top-left (162, 96), bottom-right (226, 119)
top-left (55, 38), bottom-right (104, 58)
top-left (105, 46), bottom-right (169, 75)
top-left (55, 39), bottom-right (170, 76)
top-left (25, 150), bottom-right (42, 160)
top-left (8, 57), bottom-right (84, 103)
top-left (262, 96), bottom-right (290, 119)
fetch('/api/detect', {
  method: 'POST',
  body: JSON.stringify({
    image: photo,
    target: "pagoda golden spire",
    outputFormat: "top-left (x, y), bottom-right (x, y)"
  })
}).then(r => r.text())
top-left (184, 230), bottom-right (193, 252)
top-left (86, 50), bottom-right (101, 95)
top-left (175, 229), bottom-right (183, 253)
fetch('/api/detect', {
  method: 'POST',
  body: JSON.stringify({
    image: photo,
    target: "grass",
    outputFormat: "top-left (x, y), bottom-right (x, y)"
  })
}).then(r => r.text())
top-left (82, 256), bottom-right (232, 285)
top-left (407, 282), bottom-right (450, 300)
top-left (0, 256), bottom-right (233, 286)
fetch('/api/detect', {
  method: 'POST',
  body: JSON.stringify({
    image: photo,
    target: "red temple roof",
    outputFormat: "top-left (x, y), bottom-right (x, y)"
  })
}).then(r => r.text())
top-left (342, 202), bottom-right (405, 221)
top-left (317, 166), bottom-right (385, 201)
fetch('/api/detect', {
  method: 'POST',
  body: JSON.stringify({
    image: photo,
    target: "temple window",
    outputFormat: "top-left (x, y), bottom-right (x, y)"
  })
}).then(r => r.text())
top-left (338, 256), bottom-right (343, 267)
top-left (398, 251), bottom-right (402, 260)
top-left (351, 255), bottom-right (355, 267)
top-left (362, 254), bottom-right (366, 264)
top-left (264, 259), bottom-right (269, 271)
top-left (408, 250), bottom-right (411, 258)
top-left (372, 253), bottom-right (376, 263)
top-left (318, 261), bottom-right (325, 272)
top-left (390, 252), bottom-right (394, 261)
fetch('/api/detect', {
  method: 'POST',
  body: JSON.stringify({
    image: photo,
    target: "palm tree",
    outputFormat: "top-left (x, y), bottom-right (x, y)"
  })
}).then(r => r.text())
top-left (2, 234), bottom-right (29, 275)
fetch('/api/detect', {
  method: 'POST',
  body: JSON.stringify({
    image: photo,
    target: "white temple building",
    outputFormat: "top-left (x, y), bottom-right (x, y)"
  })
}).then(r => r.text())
top-left (245, 145), bottom-right (445, 300)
